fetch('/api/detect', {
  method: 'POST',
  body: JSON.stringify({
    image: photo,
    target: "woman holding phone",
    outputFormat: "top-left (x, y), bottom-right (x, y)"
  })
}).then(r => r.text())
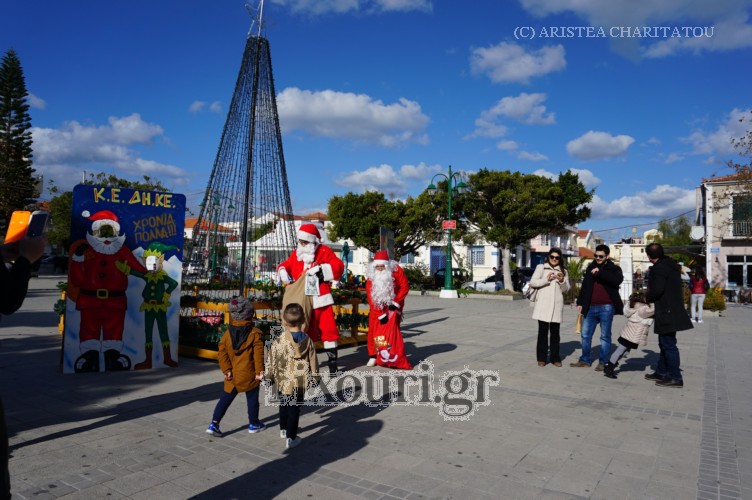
top-left (530, 248), bottom-right (570, 367)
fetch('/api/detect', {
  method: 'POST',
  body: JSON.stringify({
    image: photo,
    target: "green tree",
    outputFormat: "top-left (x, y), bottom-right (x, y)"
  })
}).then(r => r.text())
top-left (656, 215), bottom-right (692, 264)
top-left (463, 169), bottom-right (592, 290)
top-left (327, 191), bottom-right (451, 258)
top-left (46, 174), bottom-right (170, 251)
top-left (0, 49), bottom-right (36, 223)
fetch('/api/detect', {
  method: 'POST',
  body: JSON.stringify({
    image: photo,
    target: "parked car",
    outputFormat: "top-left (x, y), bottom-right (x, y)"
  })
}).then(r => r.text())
top-left (432, 268), bottom-right (470, 289)
top-left (461, 274), bottom-right (502, 292)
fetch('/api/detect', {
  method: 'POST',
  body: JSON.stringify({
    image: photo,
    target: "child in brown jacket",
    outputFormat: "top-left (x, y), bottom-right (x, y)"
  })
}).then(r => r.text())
top-left (266, 303), bottom-right (318, 449)
top-left (206, 297), bottom-right (265, 437)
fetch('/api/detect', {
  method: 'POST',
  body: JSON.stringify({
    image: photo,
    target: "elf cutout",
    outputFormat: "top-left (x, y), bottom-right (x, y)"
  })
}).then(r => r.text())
top-left (123, 242), bottom-right (179, 369)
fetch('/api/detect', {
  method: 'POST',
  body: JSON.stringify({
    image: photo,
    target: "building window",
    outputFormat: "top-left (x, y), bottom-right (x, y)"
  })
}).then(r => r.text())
top-left (541, 234), bottom-right (551, 246)
top-left (469, 246), bottom-right (485, 266)
top-left (726, 255), bottom-right (752, 288)
top-left (732, 195), bottom-right (752, 237)
top-left (400, 253), bottom-right (415, 264)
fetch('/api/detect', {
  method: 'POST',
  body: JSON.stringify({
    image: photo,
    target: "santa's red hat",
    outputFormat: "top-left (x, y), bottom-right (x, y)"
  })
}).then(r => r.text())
top-left (297, 223), bottom-right (321, 243)
top-left (373, 250), bottom-right (389, 265)
top-left (82, 209), bottom-right (120, 233)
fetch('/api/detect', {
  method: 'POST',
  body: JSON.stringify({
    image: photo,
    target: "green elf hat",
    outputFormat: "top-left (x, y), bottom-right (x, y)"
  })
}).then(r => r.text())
top-left (143, 241), bottom-right (179, 259)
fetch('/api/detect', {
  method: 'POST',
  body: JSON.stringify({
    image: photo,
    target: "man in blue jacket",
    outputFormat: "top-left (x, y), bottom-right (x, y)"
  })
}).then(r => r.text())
top-left (644, 243), bottom-right (693, 388)
top-left (571, 244), bottom-right (624, 371)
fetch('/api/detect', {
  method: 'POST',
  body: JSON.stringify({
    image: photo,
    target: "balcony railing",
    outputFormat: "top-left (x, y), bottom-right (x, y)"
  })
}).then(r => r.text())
top-left (732, 220), bottom-right (752, 237)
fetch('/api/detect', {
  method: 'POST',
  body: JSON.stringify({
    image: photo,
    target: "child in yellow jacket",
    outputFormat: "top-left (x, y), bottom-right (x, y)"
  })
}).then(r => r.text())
top-left (266, 303), bottom-right (318, 449)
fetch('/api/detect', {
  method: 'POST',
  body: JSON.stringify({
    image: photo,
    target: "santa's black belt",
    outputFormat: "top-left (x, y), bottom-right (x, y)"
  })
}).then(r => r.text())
top-left (80, 289), bottom-right (126, 299)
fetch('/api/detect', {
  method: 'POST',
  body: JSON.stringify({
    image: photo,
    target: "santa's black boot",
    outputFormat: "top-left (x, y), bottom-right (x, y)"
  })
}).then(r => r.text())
top-left (104, 350), bottom-right (132, 371)
top-left (603, 362), bottom-right (618, 379)
top-left (74, 350), bottom-right (100, 373)
top-left (324, 346), bottom-right (339, 377)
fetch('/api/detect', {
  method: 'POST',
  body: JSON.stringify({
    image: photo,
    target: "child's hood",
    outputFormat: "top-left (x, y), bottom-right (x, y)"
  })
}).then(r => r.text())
top-left (289, 331), bottom-right (313, 359)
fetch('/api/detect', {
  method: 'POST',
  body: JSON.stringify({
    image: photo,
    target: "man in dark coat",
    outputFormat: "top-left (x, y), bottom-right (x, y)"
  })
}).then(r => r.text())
top-left (571, 244), bottom-right (624, 370)
top-left (644, 243), bottom-right (693, 388)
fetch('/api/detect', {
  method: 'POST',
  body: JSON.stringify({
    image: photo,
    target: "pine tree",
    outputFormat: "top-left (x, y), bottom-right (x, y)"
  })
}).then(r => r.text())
top-left (0, 49), bottom-right (36, 223)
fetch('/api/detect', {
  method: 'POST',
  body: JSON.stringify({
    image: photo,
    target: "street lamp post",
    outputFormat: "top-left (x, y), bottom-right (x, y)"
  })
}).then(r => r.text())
top-left (427, 165), bottom-right (467, 299)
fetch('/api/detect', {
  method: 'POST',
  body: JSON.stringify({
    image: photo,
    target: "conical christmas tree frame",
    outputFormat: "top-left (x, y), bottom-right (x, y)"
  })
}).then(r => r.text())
top-left (185, 34), bottom-right (296, 293)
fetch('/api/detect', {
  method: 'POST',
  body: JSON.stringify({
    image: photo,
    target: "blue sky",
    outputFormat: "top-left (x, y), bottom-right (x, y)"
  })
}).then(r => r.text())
top-left (3, 0), bottom-right (751, 243)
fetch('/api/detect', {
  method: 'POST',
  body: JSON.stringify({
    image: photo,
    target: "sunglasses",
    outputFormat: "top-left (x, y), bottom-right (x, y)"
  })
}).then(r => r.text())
top-left (549, 255), bottom-right (561, 260)
top-left (594, 254), bottom-right (606, 259)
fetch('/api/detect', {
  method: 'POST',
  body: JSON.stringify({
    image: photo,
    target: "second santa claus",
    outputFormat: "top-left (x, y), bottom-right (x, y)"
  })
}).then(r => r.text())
top-left (365, 250), bottom-right (409, 366)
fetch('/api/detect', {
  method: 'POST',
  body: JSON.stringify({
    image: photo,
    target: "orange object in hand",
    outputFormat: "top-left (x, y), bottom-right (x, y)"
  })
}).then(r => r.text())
top-left (4, 211), bottom-right (31, 243)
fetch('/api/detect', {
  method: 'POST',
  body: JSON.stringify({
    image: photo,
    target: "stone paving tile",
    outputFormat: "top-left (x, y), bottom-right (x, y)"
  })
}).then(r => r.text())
top-left (5, 286), bottom-right (752, 499)
top-left (54, 483), bottom-right (127, 500)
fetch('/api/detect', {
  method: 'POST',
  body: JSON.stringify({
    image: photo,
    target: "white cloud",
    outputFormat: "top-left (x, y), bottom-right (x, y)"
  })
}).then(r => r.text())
top-left (533, 168), bottom-right (600, 188)
top-left (374, 0), bottom-right (432, 12)
top-left (589, 185), bottom-right (695, 218)
top-left (334, 162), bottom-right (441, 196)
top-left (277, 87), bottom-right (429, 147)
top-left (467, 93), bottom-right (554, 140)
top-left (519, 0), bottom-right (752, 58)
top-left (496, 140), bottom-right (518, 151)
top-left (335, 164), bottom-right (408, 195)
top-left (665, 152), bottom-right (684, 163)
top-left (30, 113), bottom-right (189, 187)
top-left (208, 101), bottom-right (222, 113)
top-left (567, 130), bottom-right (635, 161)
top-left (189, 100), bottom-right (222, 113)
top-left (645, 136), bottom-right (661, 146)
top-left (269, 0), bottom-right (432, 15)
top-left (682, 107), bottom-right (750, 156)
top-left (28, 93), bottom-right (47, 110)
top-left (189, 101), bottom-right (206, 113)
top-left (643, 17), bottom-right (752, 58)
top-left (470, 42), bottom-right (566, 84)
top-left (518, 151), bottom-right (548, 161)
top-left (493, 93), bottom-right (556, 125)
top-left (467, 118), bottom-right (508, 139)
top-left (399, 162), bottom-right (442, 179)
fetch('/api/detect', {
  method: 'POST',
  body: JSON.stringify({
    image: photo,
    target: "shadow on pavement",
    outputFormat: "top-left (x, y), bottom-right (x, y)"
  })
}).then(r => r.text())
top-left (194, 392), bottom-right (387, 498)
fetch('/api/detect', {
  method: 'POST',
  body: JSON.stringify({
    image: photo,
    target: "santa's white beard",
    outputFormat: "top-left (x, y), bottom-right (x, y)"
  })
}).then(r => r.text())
top-left (86, 232), bottom-right (126, 255)
top-left (296, 242), bottom-right (317, 266)
top-left (370, 269), bottom-right (395, 308)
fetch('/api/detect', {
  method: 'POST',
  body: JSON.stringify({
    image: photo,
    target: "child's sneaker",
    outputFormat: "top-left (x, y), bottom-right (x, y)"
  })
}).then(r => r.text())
top-left (280, 429), bottom-right (287, 439)
top-left (286, 436), bottom-right (302, 449)
top-left (248, 422), bottom-right (266, 434)
top-left (206, 422), bottom-right (222, 437)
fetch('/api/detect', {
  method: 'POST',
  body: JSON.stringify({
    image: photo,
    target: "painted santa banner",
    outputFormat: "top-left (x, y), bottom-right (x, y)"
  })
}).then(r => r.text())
top-left (372, 312), bottom-right (412, 370)
top-left (62, 185), bottom-right (186, 374)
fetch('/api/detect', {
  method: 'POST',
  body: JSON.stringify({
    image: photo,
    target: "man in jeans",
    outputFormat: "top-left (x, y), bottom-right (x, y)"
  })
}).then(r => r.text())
top-left (571, 244), bottom-right (624, 370)
top-left (644, 243), bottom-right (693, 388)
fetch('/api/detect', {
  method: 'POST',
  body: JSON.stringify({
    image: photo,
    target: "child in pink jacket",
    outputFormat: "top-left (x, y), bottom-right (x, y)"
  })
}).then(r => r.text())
top-left (604, 291), bottom-right (654, 379)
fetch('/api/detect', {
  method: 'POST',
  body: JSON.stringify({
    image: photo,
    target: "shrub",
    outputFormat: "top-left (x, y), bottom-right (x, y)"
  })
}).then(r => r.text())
top-left (703, 288), bottom-right (726, 312)
top-left (403, 263), bottom-right (430, 290)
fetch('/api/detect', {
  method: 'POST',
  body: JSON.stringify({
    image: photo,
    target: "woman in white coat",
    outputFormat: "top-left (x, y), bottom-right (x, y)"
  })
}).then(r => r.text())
top-left (530, 248), bottom-right (570, 366)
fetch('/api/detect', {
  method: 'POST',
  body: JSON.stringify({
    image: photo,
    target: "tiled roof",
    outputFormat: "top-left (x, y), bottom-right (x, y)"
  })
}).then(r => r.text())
top-left (702, 173), bottom-right (749, 183)
top-left (578, 247), bottom-right (595, 258)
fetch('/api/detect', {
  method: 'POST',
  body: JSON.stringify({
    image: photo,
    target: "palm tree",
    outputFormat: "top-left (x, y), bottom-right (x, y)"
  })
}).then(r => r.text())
top-left (566, 257), bottom-right (585, 303)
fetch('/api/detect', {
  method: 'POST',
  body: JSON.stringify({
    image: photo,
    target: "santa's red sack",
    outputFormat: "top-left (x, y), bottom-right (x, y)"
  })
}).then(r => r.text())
top-left (373, 312), bottom-right (412, 370)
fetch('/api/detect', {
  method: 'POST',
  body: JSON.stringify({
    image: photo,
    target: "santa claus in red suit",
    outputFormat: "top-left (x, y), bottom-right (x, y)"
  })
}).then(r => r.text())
top-left (366, 250), bottom-right (409, 366)
top-left (68, 210), bottom-right (147, 372)
top-left (278, 223), bottom-right (344, 374)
